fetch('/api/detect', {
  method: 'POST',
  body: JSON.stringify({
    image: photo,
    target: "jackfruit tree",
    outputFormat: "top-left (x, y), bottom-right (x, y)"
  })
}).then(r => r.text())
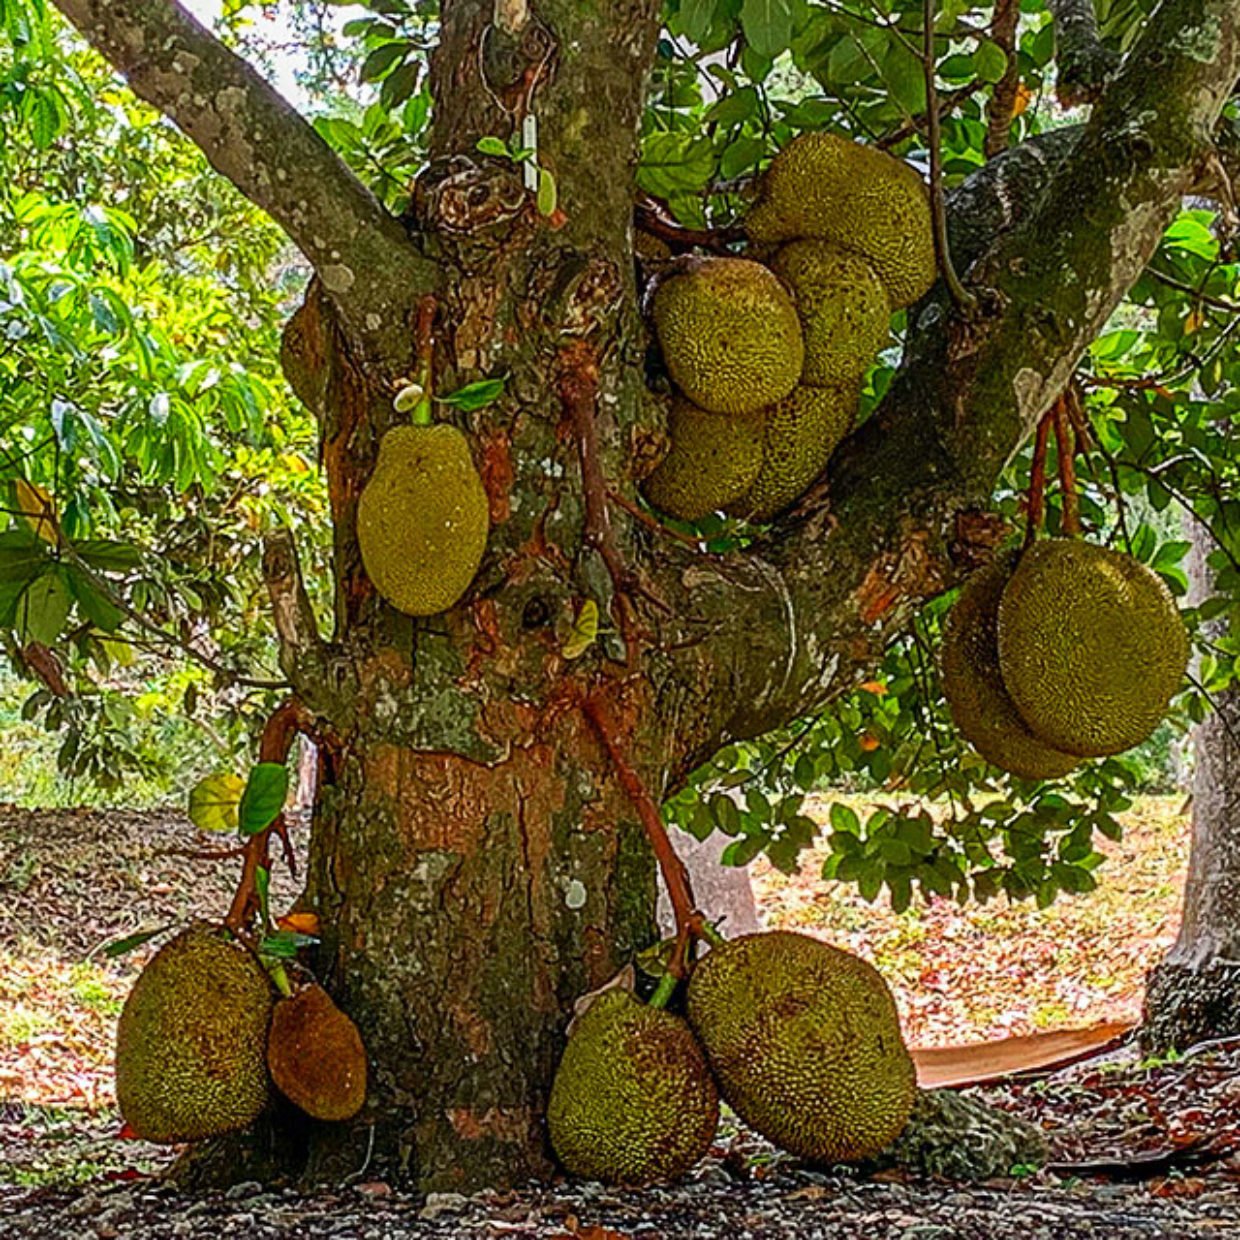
top-left (4, 0), bottom-right (1240, 1194)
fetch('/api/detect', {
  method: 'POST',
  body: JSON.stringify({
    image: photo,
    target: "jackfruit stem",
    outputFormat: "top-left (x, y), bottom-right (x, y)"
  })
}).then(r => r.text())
top-left (1052, 397), bottom-right (1082, 536)
top-left (699, 922), bottom-right (728, 950)
top-left (648, 972), bottom-right (679, 1010)
top-left (268, 961), bottom-right (294, 998)
top-left (411, 294), bottom-right (437, 427)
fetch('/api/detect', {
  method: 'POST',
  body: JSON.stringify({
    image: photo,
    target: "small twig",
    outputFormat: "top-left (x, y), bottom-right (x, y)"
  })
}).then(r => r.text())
top-left (1024, 407), bottom-right (1055, 547)
top-left (606, 488), bottom-right (707, 549)
top-left (876, 83), bottom-right (976, 150)
top-left (225, 698), bottom-right (319, 937)
top-left (634, 197), bottom-right (743, 252)
top-left (582, 692), bottom-right (704, 980)
top-left (924, 0), bottom-right (978, 313)
top-left (1052, 396), bottom-right (1082, 535)
top-left (1146, 265), bottom-right (1240, 315)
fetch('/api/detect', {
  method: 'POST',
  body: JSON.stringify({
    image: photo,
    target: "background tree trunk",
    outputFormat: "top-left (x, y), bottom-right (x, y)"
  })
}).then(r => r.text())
top-left (1143, 522), bottom-right (1240, 1052)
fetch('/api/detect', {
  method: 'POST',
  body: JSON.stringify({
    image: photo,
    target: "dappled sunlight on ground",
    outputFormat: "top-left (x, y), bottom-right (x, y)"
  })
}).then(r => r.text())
top-left (754, 794), bottom-right (1188, 1047)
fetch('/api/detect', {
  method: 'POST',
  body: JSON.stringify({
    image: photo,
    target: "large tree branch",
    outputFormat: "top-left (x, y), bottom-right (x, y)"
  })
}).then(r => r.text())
top-left (51, 0), bottom-right (438, 352)
top-left (1048, 0), bottom-right (1121, 105)
top-left (648, 0), bottom-right (1240, 773)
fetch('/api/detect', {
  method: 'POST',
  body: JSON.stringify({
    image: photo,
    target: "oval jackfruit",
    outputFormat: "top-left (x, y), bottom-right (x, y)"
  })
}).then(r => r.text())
top-left (268, 983), bottom-right (368, 1122)
top-left (770, 241), bottom-right (891, 389)
top-left (744, 133), bottom-right (936, 309)
top-left (356, 423), bottom-right (489, 617)
top-left (642, 397), bottom-right (766, 521)
top-left (115, 926), bottom-right (274, 1143)
top-left (725, 384), bottom-right (857, 522)
top-left (941, 552), bottom-right (1081, 780)
top-left (547, 989), bottom-right (719, 1184)
top-left (651, 257), bottom-right (803, 415)
top-left (687, 931), bottom-right (916, 1164)
top-left (997, 539), bottom-right (1189, 758)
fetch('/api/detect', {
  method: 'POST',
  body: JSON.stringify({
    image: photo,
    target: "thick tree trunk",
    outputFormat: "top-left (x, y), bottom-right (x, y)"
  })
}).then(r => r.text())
top-left (48, 0), bottom-right (1240, 1195)
top-left (1143, 524), bottom-right (1240, 1053)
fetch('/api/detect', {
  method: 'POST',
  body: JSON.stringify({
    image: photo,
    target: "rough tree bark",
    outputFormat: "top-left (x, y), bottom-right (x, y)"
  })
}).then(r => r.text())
top-left (51, 0), bottom-right (1240, 1192)
top-left (1143, 522), bottom-right (1240, 1052)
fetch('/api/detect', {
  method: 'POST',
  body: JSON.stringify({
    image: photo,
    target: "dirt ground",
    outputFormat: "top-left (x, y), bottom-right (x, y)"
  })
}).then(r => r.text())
top-left (1, 798), bottom-right (1237, 1238)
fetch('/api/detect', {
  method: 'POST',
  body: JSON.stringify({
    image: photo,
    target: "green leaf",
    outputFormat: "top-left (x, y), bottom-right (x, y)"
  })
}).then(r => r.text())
top-left (359, 42), bottom-right (406, 83)
top-left (438, 376), bottom-right (506, 411)
top-left (188, 771), bottom-right (245, 833)
top-left (536, 167), bottom-right (557, 217)
top-left (741, 0), bottom-right (795, 59)
top-left (103, 925), bottom-right (171, 959)
top-left (829, 802), bottom-right (860, 834)
top-left (476, 136), bottom-right (511, 158)
top-left (238, 762), bottom-right (289, 836)
top-left (258, 929), bottom-right (318, 960)
top-left (15, 569), bottom-right (70, 645)
top-left (679, 0), bottom-right (720, 43)
top-left (973, 40), bottom-right (1009, 85)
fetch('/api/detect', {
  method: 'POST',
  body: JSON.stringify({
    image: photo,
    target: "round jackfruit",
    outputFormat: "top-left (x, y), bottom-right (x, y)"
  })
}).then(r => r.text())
top-left (941, 552), bottom-right (1080, 780)
top-left (642, 397), bottom-right (766, 521)
top-left (997, 539), bottom-right (1189, 758)
top-left (770, 242), bottom-right (891, 388)
top-left (651, 257), bottom-right (804, 415)
top-left (268, 983), bottom-right (367, 1122)
top-left (725, 384), bottom-right (857, 522)
top-left (115, 926), bottom-right (274, 1143)
top-left (356, 423), bottom-right (489, 617)
top-left (744, 133), bottom-right (936, 309)
top-left (686, 931), bottom-right (916, 1164)
top-left (547, 989), bottom-right (719, 1185)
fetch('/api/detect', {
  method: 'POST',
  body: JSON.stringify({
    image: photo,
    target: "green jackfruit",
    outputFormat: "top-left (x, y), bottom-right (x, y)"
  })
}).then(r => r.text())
top-left (687, 931), bottom-right (916, 1164)
top-left (651, 257), bottom-right (804, 415)
top-left (725, 384), bottom-right (856, 522)
top-left (997, 539), bottom-right (1189, 758)
top-left (642, 397), bottom-right (766, 521)
top-left (268, 984), bottom-right (367, 1122)
top-left (356, 423), bottom-right (489, 617)
top-left (744, 133), bottom-right (936, 309)
top-left (115, 926), bottom-right (274, 1143)
top-left (770, 242), bottom-right (890, 388)
top-left (941, 552), bottom-right (1080, 780)
top-left (547, 989), bottom-right (719, 1185)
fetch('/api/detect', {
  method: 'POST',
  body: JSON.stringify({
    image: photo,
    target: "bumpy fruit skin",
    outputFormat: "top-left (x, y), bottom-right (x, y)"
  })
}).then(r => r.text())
top-left (642, 397), bottom-right (766, 521)
top-left (687, 931), bottom-right (916, 1164)
top-left (652, 257), bottom-right (804, 415)
top-left (744, 133), bottom-right (935, 309)
top-left (725, 384), bottom-right (857, 522)
top-left (998, 539), bottom-right (1190, 758)
top-left (941, 552), bottom-right (1080, 780)
top-left (268, 984), bottom-right (367, 1122)
top-left (356, 423), bottom-right (489, 617)
top-left (115, 926), bottom-right (274, 1143)
top-left (770, 242), bottom-right (890, 388)
top-left (547, 989), bottom-right (719, 1185)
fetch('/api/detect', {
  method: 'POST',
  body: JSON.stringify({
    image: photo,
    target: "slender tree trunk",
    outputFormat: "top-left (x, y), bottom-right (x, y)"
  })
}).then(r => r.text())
top-left (1143, 523), bottom-right (1240, 1052)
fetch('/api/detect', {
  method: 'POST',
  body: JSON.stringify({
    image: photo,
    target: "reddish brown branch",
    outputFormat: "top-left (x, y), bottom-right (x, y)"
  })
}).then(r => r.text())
top-left (1024, 407), bottom-right (1055, 548)
top-left (558, 341), bottom-right (651, 663)
top-left (582, 692), bottom-right (703, 980)
top-left (225, 698), bottom-right (320, 937)
top-left (984, 0), bottom-right (1022, 158)
top-left (635, 196), bottom-right (744, 253)
top-left (1053, 397), bottom-right (1082, 535)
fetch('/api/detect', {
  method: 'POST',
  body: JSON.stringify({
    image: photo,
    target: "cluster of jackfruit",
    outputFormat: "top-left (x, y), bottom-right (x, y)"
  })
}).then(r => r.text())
top-left (548, 930), bottom-right (916, 1184)
top-left (642, 133), bottom-right (935, 523)
top-left (356, 422), bottom-right (490, 618)
top-left (115, 925), bottom-right (368, 1143)
top-left (942, 539), bottom-right (1189, 775)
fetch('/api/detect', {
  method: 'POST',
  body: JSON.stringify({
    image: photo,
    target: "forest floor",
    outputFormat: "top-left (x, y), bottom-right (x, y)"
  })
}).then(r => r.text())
top-left (0, 797), bottom-right (1237, 1237)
